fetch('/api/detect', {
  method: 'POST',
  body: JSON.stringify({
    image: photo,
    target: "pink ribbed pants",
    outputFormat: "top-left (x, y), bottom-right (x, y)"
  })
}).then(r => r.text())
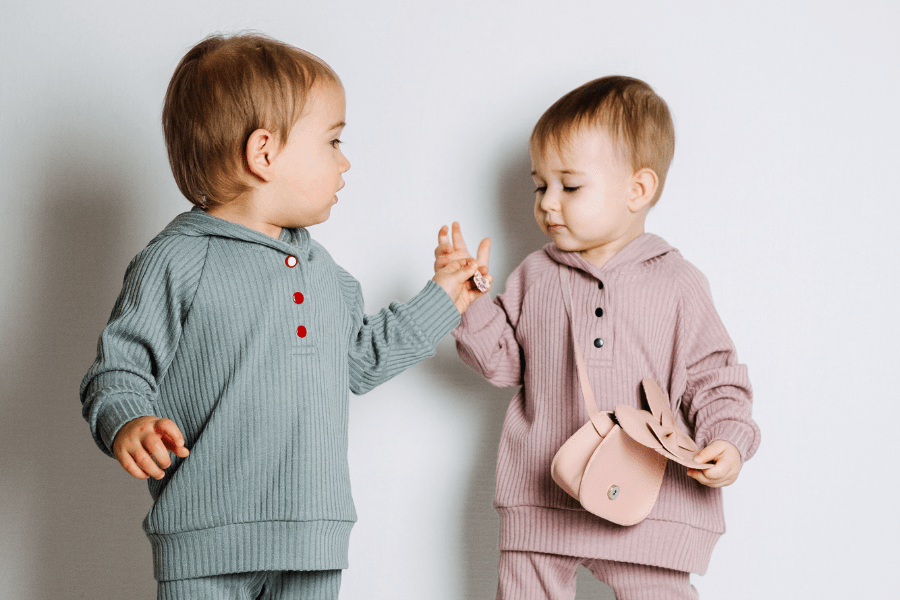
top-left (497, 551), bottom-right (698, 600)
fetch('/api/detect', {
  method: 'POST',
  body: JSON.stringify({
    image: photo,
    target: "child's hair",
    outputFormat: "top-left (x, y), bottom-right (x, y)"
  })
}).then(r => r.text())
top-left (162, 33), bottom-right (340, 208)
top-left (531, 76), bottom-right (675, 206)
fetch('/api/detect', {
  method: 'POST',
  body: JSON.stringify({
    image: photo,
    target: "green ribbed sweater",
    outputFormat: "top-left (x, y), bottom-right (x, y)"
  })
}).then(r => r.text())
top-left (80, 209), bottom-right (461, 581)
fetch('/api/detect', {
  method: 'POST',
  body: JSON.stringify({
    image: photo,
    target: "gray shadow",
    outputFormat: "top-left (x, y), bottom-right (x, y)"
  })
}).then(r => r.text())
top-left (418, 145), bottom-right (545, 599)
top-left (491, 143), bottom-right (548, 284)
top-left (1, 130), bottom-right (162, 598)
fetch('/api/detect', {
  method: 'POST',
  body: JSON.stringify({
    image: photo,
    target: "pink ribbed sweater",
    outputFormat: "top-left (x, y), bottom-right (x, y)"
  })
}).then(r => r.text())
top-left (453, 233), bottom-right (760, 575)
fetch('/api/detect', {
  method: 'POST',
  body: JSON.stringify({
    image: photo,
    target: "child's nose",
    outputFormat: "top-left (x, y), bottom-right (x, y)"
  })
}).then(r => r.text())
top-left (539, 190), bottom-right (559, 211)
top-left (340, 153), bottom-right (351, 173)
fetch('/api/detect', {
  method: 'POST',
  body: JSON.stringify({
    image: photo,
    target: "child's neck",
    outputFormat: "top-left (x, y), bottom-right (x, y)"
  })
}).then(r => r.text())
top-left (205, 195), bottom-right (283, 240)
top-left (579, 222), bottom-right (646, 270)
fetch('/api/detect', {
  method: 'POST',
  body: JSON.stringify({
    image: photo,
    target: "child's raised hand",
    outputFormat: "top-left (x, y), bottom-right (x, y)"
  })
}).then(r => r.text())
top-left (434, 222), bottom-right (491, 274)
top-left (686, 440), bottom-right (742, 488)
top-left (112, 416), bottom-right (190, 480)
top-left (433, 257), bottom-right (492, 314)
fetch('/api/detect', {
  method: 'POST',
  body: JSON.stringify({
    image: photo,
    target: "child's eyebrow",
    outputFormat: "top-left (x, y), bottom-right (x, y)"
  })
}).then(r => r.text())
top-left (329, 120), bottom-right (346, 131)
top-left (530, 169), bottom-right (583, 176)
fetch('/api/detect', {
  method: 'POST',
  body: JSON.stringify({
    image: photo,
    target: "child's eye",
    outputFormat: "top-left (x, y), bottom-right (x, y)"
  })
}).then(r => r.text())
top-left (563, 186), bottom-right (580, 193)
top-left (331, 139), bottom-right (343, 148)
top-left (534, 186), bottom-right (547, 194)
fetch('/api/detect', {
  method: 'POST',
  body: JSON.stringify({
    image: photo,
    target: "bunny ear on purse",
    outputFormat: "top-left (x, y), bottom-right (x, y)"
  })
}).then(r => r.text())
top-left (614, 378), bottom-right (713, 470)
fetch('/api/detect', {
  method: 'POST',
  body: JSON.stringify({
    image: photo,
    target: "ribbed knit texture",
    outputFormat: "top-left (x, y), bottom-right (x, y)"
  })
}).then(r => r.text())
top-left (497, 551), bottom-right (697, 600)
top-left (158, 568), bottom-right (342, 600)
top-left (81, 208), bottom-right (460, 581)
top-left (453, 234), bottom-right (760, 575)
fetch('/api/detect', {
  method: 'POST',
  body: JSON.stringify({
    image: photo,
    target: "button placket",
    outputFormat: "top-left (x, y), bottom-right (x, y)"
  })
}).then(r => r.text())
top-left (284, 253), bottom-right (309, 343)
top-left (589, 277), bottom-right (610, 363)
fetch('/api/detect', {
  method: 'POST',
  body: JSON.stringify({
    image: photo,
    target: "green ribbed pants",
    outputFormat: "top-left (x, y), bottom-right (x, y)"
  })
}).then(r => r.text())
top-left (158, 570), bottom-right (341, 600)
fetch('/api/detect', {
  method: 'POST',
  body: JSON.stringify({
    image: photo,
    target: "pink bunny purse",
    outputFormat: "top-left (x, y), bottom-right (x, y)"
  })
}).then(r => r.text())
top-left (550, 267), bottom-right (711, 526)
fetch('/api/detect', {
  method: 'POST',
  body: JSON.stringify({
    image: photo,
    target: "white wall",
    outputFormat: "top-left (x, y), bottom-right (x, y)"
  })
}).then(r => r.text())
top-left (1, 1), bottom-right (897, 598)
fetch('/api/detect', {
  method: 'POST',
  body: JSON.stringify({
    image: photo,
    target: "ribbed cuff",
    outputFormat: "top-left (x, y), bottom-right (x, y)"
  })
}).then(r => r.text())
top-left (88, 391), bottom-right (156, 456)
top-left (704, 419), bottom-right (761, 463)
top-left (401, 280), bottom-right (462, 347)
top-left (454, 293), bottom-right (495, 335)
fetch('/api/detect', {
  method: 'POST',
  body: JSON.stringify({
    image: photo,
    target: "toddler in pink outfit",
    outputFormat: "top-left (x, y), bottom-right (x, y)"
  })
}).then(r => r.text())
top-left (435, 76), bottom-right (760, 600)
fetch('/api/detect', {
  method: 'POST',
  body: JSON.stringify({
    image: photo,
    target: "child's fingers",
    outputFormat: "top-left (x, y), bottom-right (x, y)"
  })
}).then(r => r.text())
top-left (687, 469), bottom-right (714, 487)
top-left (133, 446), bottom-right (167, 480)
top-left (446, 258), bottom-right (479, 279)
top-left (692, 440), bottom-right (727, 465)
top-left (436, 225), bottom-right (451, 255)
top-left (451, 222), bottom-right (469, 253)
top-left (146, 437), bottom-right (173, 471)
top-left (688, 441), bottom-right (740, 488)
top-left (156, 419), bottom-right (190, 457)
top-left (476, 237), bottom-right (491, 270)
top-left (116, 450), bottom-right (150, 480)
top-left (689, 468), bottom-right (734, 488)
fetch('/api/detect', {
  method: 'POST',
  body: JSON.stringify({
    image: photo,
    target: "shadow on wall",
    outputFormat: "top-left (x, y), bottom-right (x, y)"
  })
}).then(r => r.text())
top-left (3, 130), bottom-right (161, 598)
top-left (419, 145), bottom-right (616, 599)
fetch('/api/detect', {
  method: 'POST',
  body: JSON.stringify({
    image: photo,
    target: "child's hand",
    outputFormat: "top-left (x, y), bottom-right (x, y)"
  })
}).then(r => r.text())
top-left (433, 258), bottom-right (491, 314)
top-left (687, 440), bottom-right (742, 488)
top-left (112, 416), bottom-right (190, 480)
top-left (434, 222), bottom-right (491, 275)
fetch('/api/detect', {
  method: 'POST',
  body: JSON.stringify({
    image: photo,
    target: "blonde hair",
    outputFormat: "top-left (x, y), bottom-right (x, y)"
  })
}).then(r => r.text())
top-left (531, 76), bottom-right (675, 205)
top-left (162, 33), bottom-right (340, 208)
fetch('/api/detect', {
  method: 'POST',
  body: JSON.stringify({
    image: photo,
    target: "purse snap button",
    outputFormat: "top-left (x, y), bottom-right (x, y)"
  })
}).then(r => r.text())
top-left (608, 485), bottom-right (620, 500)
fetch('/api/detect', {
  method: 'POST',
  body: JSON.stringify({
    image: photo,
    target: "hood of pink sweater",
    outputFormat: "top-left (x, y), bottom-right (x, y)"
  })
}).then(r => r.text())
top-left (542, 233), bottom-right (675, 280)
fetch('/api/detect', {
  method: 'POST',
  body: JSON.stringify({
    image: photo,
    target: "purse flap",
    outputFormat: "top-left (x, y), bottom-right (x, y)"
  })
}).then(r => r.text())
top-left (614, 379), bottom-right (713, 470)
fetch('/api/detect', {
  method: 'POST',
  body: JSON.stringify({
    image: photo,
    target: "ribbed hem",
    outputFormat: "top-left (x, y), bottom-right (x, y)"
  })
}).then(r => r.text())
top-left (403, 280), bottom-right (461, 346)
top-left (498, 506), bottom-right (720, 575)
top-left (148, 519), bottom-right (354, 581)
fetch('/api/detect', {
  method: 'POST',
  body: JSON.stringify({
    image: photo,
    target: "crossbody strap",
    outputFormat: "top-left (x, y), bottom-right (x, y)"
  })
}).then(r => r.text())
top-left (558, 265), bottom-right (603, 423)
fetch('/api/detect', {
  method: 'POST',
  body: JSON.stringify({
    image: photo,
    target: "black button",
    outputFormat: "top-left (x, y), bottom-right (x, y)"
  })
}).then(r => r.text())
top-left (598, 280), bottom-right (604, 290)
top-left (595, 307), bottom-right (604, 317)
top-left (593, 338), bottom-right (604, 348)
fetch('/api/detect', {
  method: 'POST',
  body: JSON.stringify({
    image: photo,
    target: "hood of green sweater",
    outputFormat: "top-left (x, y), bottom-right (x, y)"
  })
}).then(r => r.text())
top-left (153, 207), bottom-right (312, 260)
top-left (543, 233), bottom-right (674, 280)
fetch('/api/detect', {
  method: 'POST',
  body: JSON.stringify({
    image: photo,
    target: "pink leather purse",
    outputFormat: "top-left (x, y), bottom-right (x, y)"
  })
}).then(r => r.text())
top-left (550, 266), bottom-right (711, 526)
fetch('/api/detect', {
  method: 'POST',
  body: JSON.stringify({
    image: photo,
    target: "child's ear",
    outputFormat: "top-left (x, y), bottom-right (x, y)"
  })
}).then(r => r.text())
top-left (628, 168), bottom-right (658, 213)
top-left (244, 129), bottom-right (279, 182)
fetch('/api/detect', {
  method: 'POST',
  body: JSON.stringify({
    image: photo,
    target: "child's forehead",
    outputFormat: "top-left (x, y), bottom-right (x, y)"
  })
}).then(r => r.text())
top-left (531, 124), bottom-right (623, 167)
top-left (298, 81), bottom-right (346, 122)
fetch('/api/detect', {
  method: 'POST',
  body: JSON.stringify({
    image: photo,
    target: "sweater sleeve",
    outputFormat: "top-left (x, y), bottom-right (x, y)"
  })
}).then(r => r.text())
top-left (676, 264), bottom-right (761, 462)
top-left (79, 236), bottom-right (207, 456)
top-left (345, 277), bottom-right (461, 395)
top-left (452, 262), bottom-right (527, 388)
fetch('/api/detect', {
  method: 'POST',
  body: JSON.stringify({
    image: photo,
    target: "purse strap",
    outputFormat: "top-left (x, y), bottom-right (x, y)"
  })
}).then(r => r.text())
top-left (558, 266), bottom-right (603, 423)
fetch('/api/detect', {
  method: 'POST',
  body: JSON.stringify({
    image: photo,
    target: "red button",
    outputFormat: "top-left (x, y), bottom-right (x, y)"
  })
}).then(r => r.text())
top-left (285, 255), bottom-right (298, 268)
top-left (297, 326), bottom-right (307, 338)
top-left (293, 292), bottom-right (304, 304)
